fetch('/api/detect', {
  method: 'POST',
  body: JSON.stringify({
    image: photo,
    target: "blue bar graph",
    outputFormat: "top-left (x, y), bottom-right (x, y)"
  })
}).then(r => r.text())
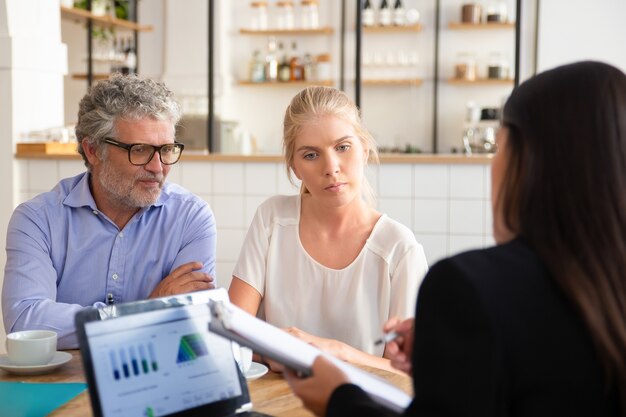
top-left (109, 342), bottom-right (160, 381)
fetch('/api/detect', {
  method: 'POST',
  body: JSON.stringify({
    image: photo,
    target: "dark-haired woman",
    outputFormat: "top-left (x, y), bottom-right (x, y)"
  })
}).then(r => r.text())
top-left (285, 60), bottom-right (626, 417)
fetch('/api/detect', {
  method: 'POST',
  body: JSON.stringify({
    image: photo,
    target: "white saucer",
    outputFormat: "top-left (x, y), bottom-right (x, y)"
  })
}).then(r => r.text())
top-left (245, 362), bottom-right (268, 381)
top-left (0, 351), bottom-right (72, 375)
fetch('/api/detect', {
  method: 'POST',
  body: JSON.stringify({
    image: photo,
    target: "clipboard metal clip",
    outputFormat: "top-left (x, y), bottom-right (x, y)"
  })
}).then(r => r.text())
top-left (208, 299), bottom-right (233, 330)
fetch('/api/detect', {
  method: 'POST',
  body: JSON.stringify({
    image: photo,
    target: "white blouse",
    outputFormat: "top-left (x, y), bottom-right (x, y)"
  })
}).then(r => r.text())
top-left (233, 195), bottom-right (428, 356)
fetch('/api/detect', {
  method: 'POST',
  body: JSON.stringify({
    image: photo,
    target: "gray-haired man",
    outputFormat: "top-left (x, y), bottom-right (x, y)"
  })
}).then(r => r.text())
top-left (3, 74), bottom-right (216, 348)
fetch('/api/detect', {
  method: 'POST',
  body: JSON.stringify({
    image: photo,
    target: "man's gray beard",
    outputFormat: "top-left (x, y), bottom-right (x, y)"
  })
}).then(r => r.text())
top-left (98, 162), bottom-right (163, 209)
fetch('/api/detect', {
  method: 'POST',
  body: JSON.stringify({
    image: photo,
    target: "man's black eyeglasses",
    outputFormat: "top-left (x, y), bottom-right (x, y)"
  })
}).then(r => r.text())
top-left (103, 138), bottom-right (185, 166)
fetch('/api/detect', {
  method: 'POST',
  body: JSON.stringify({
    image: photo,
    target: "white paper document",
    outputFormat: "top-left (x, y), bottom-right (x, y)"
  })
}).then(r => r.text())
top-left (208, 300), bottom-right (411, 413)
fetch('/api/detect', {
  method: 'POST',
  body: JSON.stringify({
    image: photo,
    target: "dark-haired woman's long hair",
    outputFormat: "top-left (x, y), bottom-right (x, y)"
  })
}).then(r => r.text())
top-left (499, 61), bottom-right (626, 414)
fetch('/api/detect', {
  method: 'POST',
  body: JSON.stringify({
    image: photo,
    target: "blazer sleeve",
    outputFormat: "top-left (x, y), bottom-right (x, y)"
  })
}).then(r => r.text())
top-left (326, 257), bottom-right (500, 417)
top-left (409, 258), bottom-right (501, 417)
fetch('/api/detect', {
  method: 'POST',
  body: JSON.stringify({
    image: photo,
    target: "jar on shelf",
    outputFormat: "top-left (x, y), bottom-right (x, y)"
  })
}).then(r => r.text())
top-left (454, 52), bottom-right (477, 81)
top-left (485, 1), bottom-right (508, 23)
top-left (315, 54), bottom-right (331, 81)
top-left (249, 1), bottom-right (269, 30)
top-left (487, 52), bottom-right (509, 79)
top-left (276, 1), bottom-right (295, 30)
top-left (301, 0), bottom-right (320, 29)
top-left (461, 3), bottom-right (482, 24)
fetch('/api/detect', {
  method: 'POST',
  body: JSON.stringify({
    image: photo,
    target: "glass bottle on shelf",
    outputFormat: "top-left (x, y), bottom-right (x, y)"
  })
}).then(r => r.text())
top-left (363, 0), bottom-right (375, 27)
top-left (393, 0), bottom-right (406, 26)
top-left (303, 53), bottom-right (314, 81)
top-left (301, 0), bottom-right (320, 29)
top-left (249, 1), bottom-right (269, 30)
top-left (249, 49), bottom-right (266, 82)
top-left (289, 42), bottom-right (304, 81)
top-left (487, 52), bottom-right (509, 79)
top-left (265, 36), bottom-right (278, 82)
top-left (278, 42), bottom-right (291, 82)
top-left (121, 36), bottom-right (136, 75)
top-left (276, 1), bottom-right (295, 30)
top-left (454, 52), bottom-right (477, 81)
top-left (378, 0), bottom-right (392, 26)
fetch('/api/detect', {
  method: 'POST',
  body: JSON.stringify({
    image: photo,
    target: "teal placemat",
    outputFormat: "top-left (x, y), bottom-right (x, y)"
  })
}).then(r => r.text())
top-left (0, 381), bottom-right (87, 417)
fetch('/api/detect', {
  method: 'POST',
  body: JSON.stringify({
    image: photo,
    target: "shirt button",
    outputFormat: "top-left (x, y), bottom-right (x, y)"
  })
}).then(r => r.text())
top-left (112, 273), bottom-right (119, 280)
top-left (119, 232), bottom-right (124, 238)
top-left (92, 210), bottom-right (98, 215)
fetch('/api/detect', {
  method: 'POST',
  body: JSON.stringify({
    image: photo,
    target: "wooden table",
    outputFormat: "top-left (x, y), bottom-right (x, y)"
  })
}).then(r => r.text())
top-left (0, 351), bottom-right (412, 416)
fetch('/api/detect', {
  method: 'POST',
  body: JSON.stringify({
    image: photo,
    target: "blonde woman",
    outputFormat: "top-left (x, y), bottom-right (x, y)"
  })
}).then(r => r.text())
top-left (228, 86), bottom-right (428, 371)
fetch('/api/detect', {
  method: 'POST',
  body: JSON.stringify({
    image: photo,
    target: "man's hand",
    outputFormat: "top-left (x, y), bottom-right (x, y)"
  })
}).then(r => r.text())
top-left (284, 355), bottom-right (350, 417)
top-left (383, 317), bottom-right (414, 374)
top-left (148, 262), bottom-right (215, 298)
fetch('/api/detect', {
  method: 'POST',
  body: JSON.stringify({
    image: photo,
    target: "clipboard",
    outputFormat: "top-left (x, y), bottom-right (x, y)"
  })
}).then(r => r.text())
top-left (208, 299), bottom-right (312, 376)
top-left (207, 299), bottom-right (412, 413)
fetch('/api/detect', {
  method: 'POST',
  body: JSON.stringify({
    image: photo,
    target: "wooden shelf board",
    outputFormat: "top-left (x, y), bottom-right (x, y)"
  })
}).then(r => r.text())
top-left (239, 27), bottom-right (334, 35)
top-left (363, 24), bottom-right (423, 33)
top-left (448, 22), bottom-right (515, 30)
top-left (447, 78), bottom-right (514, 85)
top-left (61, 6), bottom-right (153, 32)
top-left (16, 142), bottom-right (78, 155)
top-left (237, 80), bottom-right (334, 87)
top-left (363, 78), bottom-right (423, 86)
top-left (71, 73), bottom-right (111, 81)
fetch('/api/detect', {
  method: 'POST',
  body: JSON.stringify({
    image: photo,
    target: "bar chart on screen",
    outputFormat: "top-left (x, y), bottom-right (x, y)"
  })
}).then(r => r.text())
top-left (109, 341), bottom-right (159, 380)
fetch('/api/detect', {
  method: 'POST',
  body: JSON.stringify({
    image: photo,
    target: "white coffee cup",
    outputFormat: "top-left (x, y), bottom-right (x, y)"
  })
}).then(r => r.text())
top-left (6, 330), bottom-right (57, 366)
top-left (232, 342), bottom-right (253, 374)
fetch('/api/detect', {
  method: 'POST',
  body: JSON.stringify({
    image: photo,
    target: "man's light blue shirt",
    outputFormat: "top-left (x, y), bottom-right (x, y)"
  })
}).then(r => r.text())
top-left (2, 172), bottom-right (217, 349)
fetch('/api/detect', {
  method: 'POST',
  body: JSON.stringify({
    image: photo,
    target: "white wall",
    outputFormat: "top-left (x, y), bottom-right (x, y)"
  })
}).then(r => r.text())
top-left (537, 0), bottom-right (626, 73)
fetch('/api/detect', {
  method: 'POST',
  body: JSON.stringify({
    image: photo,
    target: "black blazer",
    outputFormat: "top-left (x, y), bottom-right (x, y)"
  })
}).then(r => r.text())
top-left (327, 238), bottom-right (617, 417)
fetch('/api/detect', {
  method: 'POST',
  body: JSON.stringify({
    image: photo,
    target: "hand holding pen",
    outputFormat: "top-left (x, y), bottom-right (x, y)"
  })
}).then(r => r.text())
top-left (374, 330), bottom-right (400, 346)
top-left (379, 317), bottom-right (415, 374)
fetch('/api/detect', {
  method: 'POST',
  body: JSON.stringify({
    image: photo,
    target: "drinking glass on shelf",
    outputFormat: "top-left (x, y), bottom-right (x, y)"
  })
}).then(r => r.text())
top-left (249, 1), bottom-right (269, 30)
top-left (275, 1), bottom-right (295, 30)
top-left (300, 0), bottom-right (320, 29)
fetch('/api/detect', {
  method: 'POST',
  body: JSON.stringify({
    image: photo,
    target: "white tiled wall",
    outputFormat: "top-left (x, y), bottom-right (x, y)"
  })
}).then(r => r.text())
top-left (16, 159), bottom-right (493, 288)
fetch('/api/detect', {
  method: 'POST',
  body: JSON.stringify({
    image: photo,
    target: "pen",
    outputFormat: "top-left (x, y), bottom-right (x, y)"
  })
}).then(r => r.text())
top-left (374, 330), bottom-right (400, 346)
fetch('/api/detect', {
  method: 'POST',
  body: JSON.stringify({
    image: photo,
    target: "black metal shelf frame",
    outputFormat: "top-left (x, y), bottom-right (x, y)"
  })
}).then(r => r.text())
top-left (354, 0), bottom-right (522, 153)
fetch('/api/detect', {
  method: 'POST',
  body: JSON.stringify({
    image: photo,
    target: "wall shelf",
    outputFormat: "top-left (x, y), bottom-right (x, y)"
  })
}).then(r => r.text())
top-left (447, 78), bottom-right (514, 85)
top-left (239, 27), bottom-right (334, 36)
top-left (363, 78), bottom-right (423, 86)
top-left (237, 80), bottom-right (334, 87)
top-left (71, 73), bottom-right (110, 81)
top-left (363, 24), bottom-right (423, 33)
top-left (448, 22), bottom-right (515, 30)
top-left (60, 6), bottom-right (153, 32)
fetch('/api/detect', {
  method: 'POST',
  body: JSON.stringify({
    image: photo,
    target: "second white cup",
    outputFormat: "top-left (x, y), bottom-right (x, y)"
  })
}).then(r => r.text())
top-left (6, 330), bottom-right (57, 366)
top-left (232, 342), bottom-right (253, 374)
